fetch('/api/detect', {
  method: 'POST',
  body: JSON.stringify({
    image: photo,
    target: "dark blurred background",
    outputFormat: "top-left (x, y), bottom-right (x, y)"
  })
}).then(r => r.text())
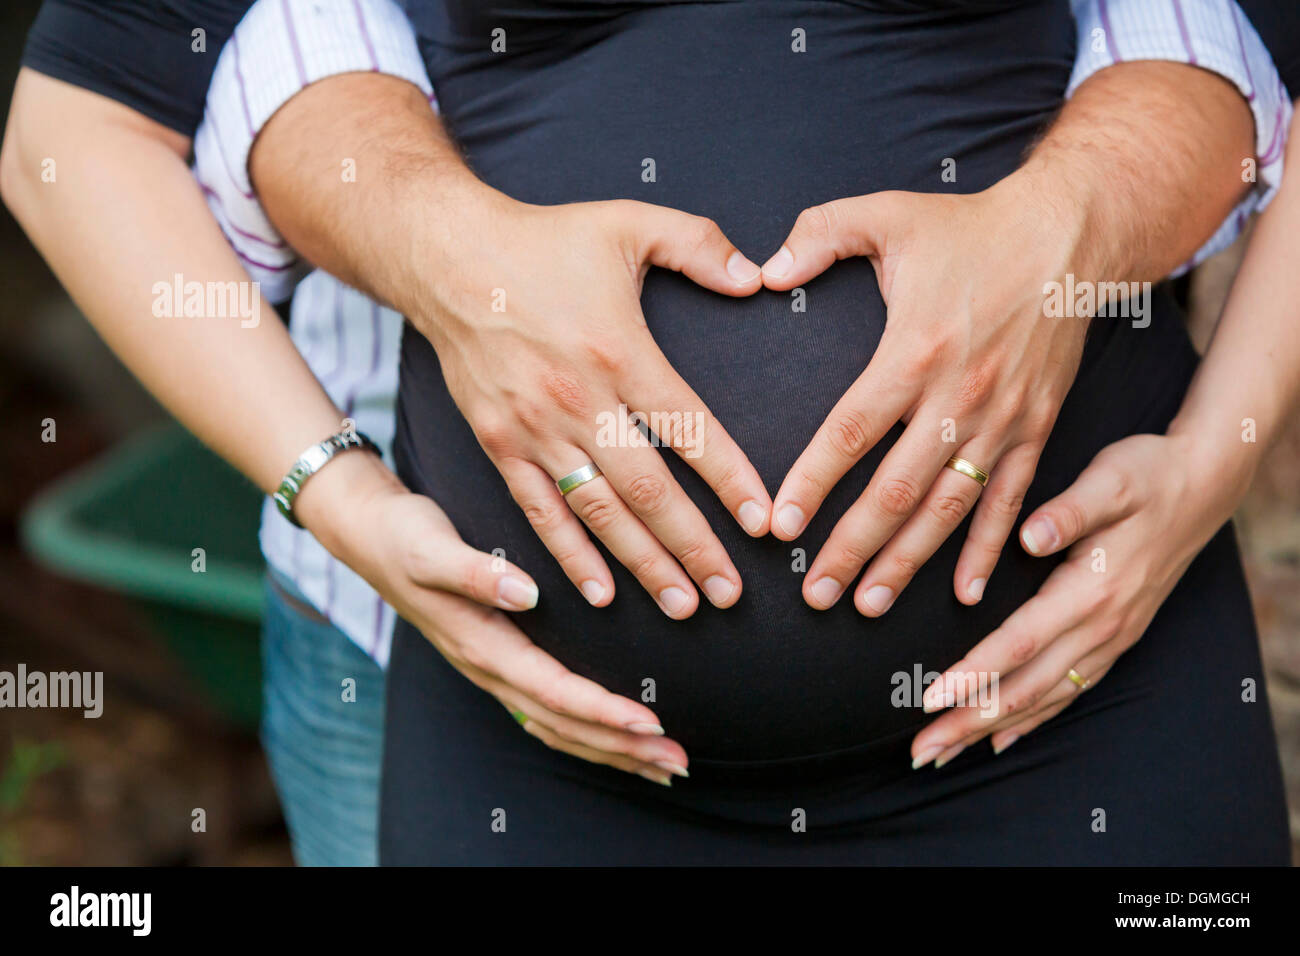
top-left (0, 0), bottom-right (1297, 866)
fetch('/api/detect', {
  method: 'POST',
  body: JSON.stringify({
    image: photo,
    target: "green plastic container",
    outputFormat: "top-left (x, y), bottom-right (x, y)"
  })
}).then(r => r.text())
top-left (20, 424), bottom-right (266, 729)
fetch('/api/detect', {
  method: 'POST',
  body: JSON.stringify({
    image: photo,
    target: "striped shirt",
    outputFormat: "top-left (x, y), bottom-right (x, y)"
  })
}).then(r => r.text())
top-left (191, 0), bottom-right (1292, 668)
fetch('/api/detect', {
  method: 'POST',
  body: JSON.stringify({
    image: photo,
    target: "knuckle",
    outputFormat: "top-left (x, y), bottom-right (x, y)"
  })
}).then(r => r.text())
top-left (1109, 468), bottom-right (1135, 510)
top-left (1056, 498), bottom-right (1089, 541)
top-left (673, 536), bottom-right (711, 568)
top-left (928, 491), bottom-right (972, 524)
top-left (475, 420), bottom-right (516, 459)
top-left (889, 551), bottom-right (922, 579)
top-left (457, 557), bottom-right (492, 600)
top-left (1007, 631), bottom-right (1038, 665)
top-left (533, 684), bottom-right (567, 715)
top-left (581, 340), bottom-right (627, 377)
top-left (794, 204), bottom-right (834, 242)
top-left (625, 550), bottom-right (661, 582)
top-left (458, 638), bottom-right (488, 672)
top-left (521, 498), bottom-right (566, 533)
top-left (952, 358), bottom-right (998, 411)
top-left (1021, 404), bottom-right (1057, 440)
top-left (575, 494), bottom-right (621, 533)
top-left (835, 540), bottom-right (875, 569)
top-left (826, 407), bottom-right (874, 460)
top-left (624, 472), bottom-right (670, 514)
top-left (537, 368), bottom-right (589, 416)
top-left (873, 475), bottom-right (922, 520)
top-left (986, 489), bottom-right (1026, 520)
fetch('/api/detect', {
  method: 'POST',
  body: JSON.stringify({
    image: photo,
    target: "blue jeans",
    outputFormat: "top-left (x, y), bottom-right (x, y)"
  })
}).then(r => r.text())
top-left (260, 572), bottom-right (385, 866)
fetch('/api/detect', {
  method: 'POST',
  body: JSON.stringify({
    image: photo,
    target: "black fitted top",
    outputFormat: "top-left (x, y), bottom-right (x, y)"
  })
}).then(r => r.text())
top-left (393, 0), bottom-right (1174, 764)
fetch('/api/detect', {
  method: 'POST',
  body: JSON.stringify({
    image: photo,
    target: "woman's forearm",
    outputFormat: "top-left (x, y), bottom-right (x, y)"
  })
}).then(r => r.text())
top-left (1167, 105), bottom-right (1300, 493)
top-left (0, 68), bottom-right (361, 498)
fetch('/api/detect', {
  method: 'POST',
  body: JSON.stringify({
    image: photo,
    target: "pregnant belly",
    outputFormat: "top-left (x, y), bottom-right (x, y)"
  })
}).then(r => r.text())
top-left (395, 0), bottom-right (1193, 761)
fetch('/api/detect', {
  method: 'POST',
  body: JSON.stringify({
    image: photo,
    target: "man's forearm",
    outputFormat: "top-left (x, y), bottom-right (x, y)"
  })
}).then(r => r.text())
top-left (248, 72), bottom-right (495, 322)
top-left (1010, 60), bottom-right (1256, 284)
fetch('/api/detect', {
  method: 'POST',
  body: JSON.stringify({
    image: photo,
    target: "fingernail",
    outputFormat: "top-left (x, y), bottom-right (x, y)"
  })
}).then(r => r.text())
top-left (654, 761), bottom-right (690, 778)
top-left (993, 734), bottom-right (1020, 755)
top-left (726, 250), bottom-right (761, 283)
top-left (498, 575), bottom-right (539, 610)
top-left (658, 586), bottom-right (691, 617)
top-left (762, 245), bottom-right (794, 279)
top-left (638, 768), bottom-right (673, 787)
top-left (863, 584), bottom-right (895, 614)
top-left (775, 503), bottom-right (805, 537)
top-left (934, 742), bottom-right (967, 769)
top-left (738, 499), bottom-right (767, 534)
top-left (580, 579), bottom-right (607, 605)
top-left (911, 745), bottom-right (944, 770)
top-left (1022, 517), bottom-right (1059, 555)
top-left (626, 722), bottom-right (665, 736)
top-left (809, 576), bottom-right (843, 609)
top-left (968, 577), bottom-right (987, 602)
top-left (703, 575), bottom-right (736, 607)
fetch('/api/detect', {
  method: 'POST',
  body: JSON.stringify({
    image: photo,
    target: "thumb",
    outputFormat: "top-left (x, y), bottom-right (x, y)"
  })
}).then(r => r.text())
top-left (760, 191), bottom-right (907, 291)
top-left (621, 202), bottom-right (763, 297)
top-left (406, 535), bottom-right (541, 613)
top-left (1020, 458), bottom-right (1134, 557)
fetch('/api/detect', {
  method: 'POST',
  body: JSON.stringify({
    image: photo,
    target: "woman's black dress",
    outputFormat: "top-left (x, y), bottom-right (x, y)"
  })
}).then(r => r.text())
top-left (380, 0), bottom-right (1291, 864)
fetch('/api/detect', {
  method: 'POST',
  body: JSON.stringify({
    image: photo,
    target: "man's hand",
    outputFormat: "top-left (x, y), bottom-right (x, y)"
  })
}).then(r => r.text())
top-left (249, 73), bottom-right (772, 619)
top-left (760, 60), bottom-right (1255, 615)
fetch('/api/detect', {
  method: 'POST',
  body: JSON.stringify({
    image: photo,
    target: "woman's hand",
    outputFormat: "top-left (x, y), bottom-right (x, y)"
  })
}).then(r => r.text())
top-left (761, 176), bottom-right (1093, 616)
top-left (418, 193), bottom-right (771, 620)
top-left (297, 454), bottom-right (691, 786)
top-left (909, 429), bottom-right (1256, 768)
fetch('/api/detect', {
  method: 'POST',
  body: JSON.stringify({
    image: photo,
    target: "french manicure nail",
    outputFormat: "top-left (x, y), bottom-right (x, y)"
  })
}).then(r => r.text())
top-left (763, 245), bottom-right (794, 279)
top-left (809, 576), bottom-right (843, 609)
top-left (626, 722), bottom-right (665, 736)
top-left (726, 250), bottom-right (761, 283)
top-left (579, 579), bottom-right (607, 605)
top-left (863, 584), bottom-right (895, 614)
top-left (654, 761), bottom-right (690, 778)
top-left (498, 575), bottom-right (539, 610)
top-left (993, 734), bottom-right (1020, 755)
top-left (703, 575), bottom-right (736, 607)
top-left (968, 577), bottom-right (986, 602)
top-left (658, 586), bottom-right (691, 617)
top-left (776, 503), bottom-right (805, 537)
top-left (934, 743), bottom-right (967, 769)
top-left (912, 745), bottom-right (944, 770)
top-left (638, 768), bottom-right (673, 787)
top-left (738, 499), bottom-right (767, 534)
top-left (1022, 517), bottom-right (1059, 555)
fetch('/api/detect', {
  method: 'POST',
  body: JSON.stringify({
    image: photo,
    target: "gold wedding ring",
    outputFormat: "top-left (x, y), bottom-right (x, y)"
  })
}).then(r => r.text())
top-left (556, 462), bottom-right (604, 496)
top-left (1067, 668), bottom-right (1091, 691)
top-left (945, 456), bottom-right (990, 487)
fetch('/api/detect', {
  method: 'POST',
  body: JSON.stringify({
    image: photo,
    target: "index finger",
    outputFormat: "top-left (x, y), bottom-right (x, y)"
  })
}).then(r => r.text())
top-left (770, 354), bottom-right (916, 540)
top-left (619, 348), bottom-right (773, 537)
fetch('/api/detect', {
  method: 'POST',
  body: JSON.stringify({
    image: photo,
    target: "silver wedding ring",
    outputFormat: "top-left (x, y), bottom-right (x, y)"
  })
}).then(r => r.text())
top-left (556, 463), bottom-right (603, 496)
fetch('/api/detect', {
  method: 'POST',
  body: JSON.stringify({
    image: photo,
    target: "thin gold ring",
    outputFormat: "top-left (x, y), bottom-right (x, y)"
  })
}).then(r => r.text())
top-left (556, 463), bottom-right (603, 496)
top-left (1067, 668), bottom-right (1091, 691)
top-left (945, 456), bottom-right (990, 487)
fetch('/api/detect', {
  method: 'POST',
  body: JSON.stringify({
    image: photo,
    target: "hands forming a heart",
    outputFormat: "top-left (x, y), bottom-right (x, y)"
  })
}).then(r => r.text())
top-left (423, 180), bottom-right (1091, 621)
